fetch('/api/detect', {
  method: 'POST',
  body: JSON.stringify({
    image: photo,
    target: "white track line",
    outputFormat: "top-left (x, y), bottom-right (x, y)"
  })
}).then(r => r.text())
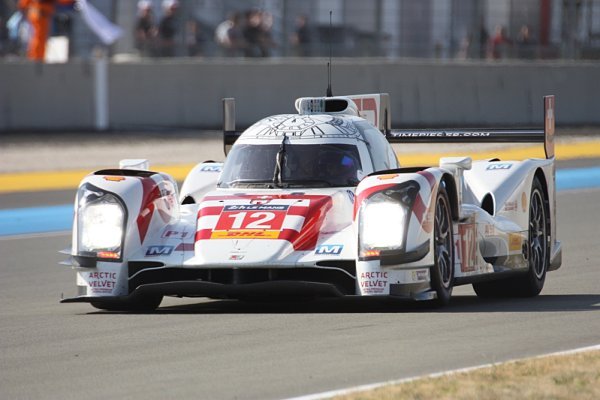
top-left (286, 344), bottom-right (600, 400)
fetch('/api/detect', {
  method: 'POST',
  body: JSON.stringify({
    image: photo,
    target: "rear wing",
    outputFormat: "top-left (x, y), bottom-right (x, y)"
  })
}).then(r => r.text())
top-left (387, 96), bottom-right (556, 159)
top-left (347, 93), bottom-right (392, 134)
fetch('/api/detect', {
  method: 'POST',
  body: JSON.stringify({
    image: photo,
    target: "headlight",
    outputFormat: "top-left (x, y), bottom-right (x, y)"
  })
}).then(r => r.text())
top-left (358, 181), bottom-right (420, 258)
top-left (360, 196), bottom-right (408, 249)
top-left (77, 185), bottom-right (125, 260)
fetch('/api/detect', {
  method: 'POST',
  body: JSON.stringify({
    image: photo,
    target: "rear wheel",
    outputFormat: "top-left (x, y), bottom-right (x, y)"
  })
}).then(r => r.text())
top-left (430, 186), bottom-right (454, 307)
top-left (473, 176), bottom-right (549, 298)
top-left (91, 295), bottom-right (163, 312)
top-left (517, 176), bottom-right (549, 296)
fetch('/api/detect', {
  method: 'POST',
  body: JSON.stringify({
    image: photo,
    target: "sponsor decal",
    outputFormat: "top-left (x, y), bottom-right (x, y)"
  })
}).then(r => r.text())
top-left (103, 176), bottom-right (125, 182)
top-left (250, 197), bottom-right (272, 205)
top-left (146, 245), bottom-right (174, 256)
top-left (377, 174), bottom-right (399, 180)
top-left (229, 254), bottom-right (245, 261)
top-left (487, 163), bottom-right (512, 170)
top-left (315, 244), bottom-right (344, 255)
top-left (200, 165), bottom-right (222, 172)
top-left (509, 233), bottom-right (523, 252)
top-left (82, 271), bottom-right (117, 294)
top-left (521, 192), bottom-right (528, 213)
top-left (162, 230), bottom-right (190, 239)
top-left (458, 222), bottom-right (477, 272)
top-left (412, 270), bottom-right (429, 282)
top-left (359, 271), bottom-right (389, 294)
top-left (223, 204), bottom-right (289, 212)
top-left (396, 131), bottom-right (492, 138)
top-left (353, 97), bottom-right (378, 127)
top-left (211, 230), bottom-right (279, 239)
top-left (504, 201), bottom-right (518, 212)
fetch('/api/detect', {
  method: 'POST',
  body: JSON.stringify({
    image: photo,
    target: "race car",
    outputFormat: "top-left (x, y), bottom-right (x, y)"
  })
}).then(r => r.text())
top-left (61, 93), bottom-right (561, 311)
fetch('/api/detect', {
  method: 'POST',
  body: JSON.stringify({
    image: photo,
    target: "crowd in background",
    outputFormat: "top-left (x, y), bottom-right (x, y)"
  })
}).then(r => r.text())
top-left (456, 23), bottom-right (538, 60)
top-left (0, 0), bottom-right (598, 62)
top-left (133, 1), bottom-right (308, 58)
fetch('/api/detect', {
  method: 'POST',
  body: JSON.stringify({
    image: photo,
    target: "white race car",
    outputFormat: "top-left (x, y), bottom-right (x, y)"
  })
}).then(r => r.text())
top-left (61, 93), bottom-right (561, 310)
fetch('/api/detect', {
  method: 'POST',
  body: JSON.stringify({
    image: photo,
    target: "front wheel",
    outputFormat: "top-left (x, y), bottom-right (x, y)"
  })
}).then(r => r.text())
top-left (430, 186), bottom-right (454, 307)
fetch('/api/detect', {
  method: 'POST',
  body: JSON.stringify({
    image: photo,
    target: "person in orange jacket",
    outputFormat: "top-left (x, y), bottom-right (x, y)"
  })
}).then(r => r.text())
top-left (18, 0), bottom-right (73, 61)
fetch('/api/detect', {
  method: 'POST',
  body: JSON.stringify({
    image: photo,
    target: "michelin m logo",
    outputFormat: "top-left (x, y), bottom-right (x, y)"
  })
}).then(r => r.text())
top-left (200, 165), bottom-right (222, 172)
top-left (487, 163), bottom-right (512, 170)
top-left (146, 245), bottom-right (174, 257)
top-left (315, 244), bottom-right (344, 255)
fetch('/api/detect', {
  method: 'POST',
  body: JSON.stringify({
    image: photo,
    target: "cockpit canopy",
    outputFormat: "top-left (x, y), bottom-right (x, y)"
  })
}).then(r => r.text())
top-left (218, 143), bottom-right (363, 188)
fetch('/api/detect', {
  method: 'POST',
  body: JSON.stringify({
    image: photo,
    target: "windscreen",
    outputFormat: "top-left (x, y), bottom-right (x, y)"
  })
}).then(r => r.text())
top-left (218, 143), bottom-right (362, 188)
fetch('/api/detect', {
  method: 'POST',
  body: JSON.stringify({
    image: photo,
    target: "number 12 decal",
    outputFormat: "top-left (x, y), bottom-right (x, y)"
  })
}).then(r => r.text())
top-left (228, 212), bottom-right (276, 229)
top-left (215, 210), bottom-right (286, 231)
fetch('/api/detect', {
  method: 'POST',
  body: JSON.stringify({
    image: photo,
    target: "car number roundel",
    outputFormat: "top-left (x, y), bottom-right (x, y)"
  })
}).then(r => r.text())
top-left (212, 205), bottom-right (288, 238)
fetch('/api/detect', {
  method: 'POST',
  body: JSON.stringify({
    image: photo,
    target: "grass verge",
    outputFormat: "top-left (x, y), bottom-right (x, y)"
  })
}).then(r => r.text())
top-left (334, 349), bottom-right (600, 400)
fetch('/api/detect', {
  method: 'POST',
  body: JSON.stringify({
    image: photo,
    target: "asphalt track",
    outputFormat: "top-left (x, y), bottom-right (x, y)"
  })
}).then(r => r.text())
top-left (1, 134), bottom-right (600, 399)
top-left (1, 189), bottom-right (599, 400)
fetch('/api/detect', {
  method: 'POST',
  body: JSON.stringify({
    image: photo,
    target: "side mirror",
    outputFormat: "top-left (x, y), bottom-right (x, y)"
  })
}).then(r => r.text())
top-left (356, 169), bottom-right (366, 181)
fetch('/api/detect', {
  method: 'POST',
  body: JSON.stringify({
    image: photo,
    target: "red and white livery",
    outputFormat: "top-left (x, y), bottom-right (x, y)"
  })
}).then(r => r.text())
top-left (61, 93), bottom-right (561, 310)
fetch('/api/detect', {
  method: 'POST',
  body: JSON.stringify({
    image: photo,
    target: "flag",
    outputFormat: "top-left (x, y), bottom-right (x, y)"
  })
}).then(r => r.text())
top-left (77, 0), bottom-right (123, 45)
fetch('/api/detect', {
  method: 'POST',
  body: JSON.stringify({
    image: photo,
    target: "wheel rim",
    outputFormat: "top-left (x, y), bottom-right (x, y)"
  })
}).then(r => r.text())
top-left (435, 194), bottom-right (453, 288)
top-left (529, 189), bottom-right (547, 279)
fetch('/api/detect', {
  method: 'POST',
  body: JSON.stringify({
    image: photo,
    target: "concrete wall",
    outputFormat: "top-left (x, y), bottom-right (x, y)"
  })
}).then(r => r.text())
top-left (0, 62), bottom-right (95, 130)
top-left (1, 58), bottom-right (599, 131)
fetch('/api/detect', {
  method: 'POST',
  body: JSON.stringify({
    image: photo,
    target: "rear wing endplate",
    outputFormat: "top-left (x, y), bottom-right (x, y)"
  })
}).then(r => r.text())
top-left (387, 95), bottom-right (555, 159)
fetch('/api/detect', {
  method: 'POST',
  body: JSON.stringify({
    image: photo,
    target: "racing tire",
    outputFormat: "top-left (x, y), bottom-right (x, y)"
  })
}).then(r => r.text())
top-left (90, 295), bottom-right (163, 312)
top-left (430, 185), bottom-right (454, 307)
top-left (473, 176), bottom-right (549, 298)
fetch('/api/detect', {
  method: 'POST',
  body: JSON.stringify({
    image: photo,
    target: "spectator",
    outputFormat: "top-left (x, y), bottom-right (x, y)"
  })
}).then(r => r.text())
top-left (185, 18), bottom-right (206, 57)
top-left (157, 0), bottom-right (179, 57)
top-left (258, 10), bottom-right (275, 57)
top-left (18, 0), bottom-right (73, 62)
top-left (243, 9), bottom-right (262, 57)
top-left (516, 25), bottom-right (536, 59)
top-left (489, 25), bottom-right (511, 59)
top-left (215, 11), bottom-right (244, 57)
top-left (290, 14), bottom-right (311, 56)
top-left (478, 21), bottom-right (489, 59)
top-left (134, 0), bottom-right (156, 57)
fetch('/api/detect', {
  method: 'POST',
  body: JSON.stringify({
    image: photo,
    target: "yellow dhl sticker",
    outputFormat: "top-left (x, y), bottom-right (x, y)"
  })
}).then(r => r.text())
top-left (509, 233), bottom-right (523, 252)
top-left (377, 174), bottom-right (399, 180)
top-left (104, 176), bottom-right (125, 182)
top-left (210, 230), bottom-right (280, 239)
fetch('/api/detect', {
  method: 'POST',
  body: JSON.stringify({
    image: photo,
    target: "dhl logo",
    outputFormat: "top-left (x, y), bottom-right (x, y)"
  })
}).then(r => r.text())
top-left (377, 174), bottom-right (398, 180)
top-left (103, 176), bottom-right (126, 182)
top-left (508, 233), bottom-right (523, 252)
top-left (210, 230), bottom-right (280, 239)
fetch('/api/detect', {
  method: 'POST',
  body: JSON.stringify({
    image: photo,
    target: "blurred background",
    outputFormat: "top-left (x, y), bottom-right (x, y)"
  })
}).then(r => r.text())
top-left (2, 0), bottom-right (600, 60)
top-left (0, 0), bottom-right (599, 130)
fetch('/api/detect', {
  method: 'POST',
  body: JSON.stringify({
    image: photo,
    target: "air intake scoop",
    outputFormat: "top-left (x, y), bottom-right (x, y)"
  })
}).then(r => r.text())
top-left (295, 97), bottom-right (359, 117)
